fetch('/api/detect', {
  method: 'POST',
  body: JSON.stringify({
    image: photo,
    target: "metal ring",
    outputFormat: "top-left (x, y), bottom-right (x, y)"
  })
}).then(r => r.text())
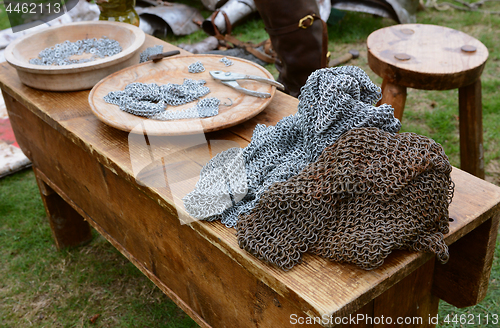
top-left (298, 15), bottom-right (314, 29)
top-left (222, 98), bottom-right (233, 106)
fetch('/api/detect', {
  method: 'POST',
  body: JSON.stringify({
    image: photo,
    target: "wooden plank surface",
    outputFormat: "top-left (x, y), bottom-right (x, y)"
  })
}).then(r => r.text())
top-left (2, 35), bottom-right (500, 322)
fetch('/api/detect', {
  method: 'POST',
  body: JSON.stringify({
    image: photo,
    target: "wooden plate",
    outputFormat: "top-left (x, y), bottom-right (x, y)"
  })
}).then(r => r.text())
top-left (89, 54), bottom-right (277, 136)
top-left (4, 21), bottom-right (145, 91)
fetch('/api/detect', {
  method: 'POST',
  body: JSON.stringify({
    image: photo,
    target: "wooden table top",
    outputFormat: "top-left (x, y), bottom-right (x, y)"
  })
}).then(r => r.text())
top-left (2, 35), bottom-right (500, 319)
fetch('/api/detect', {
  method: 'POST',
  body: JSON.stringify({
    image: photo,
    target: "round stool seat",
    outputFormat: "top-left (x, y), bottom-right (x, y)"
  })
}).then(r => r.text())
top-left (367, 24), bottom-right (489, 90)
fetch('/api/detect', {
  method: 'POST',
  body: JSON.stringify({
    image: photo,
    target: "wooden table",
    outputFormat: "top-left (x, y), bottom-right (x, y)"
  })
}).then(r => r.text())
top-left (2, 36), bottom-right (500, 328)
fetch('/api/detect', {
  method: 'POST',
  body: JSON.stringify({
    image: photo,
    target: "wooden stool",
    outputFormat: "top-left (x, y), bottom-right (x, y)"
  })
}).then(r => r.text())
top-left (367, 24), bottom-right (489, 178)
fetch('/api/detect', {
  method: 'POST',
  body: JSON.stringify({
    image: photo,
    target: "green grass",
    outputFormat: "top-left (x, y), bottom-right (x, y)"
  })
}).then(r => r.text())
top-left (1, 0), bottom-right (500, 326)
top-left (0, 4), bottom-right (11, 30)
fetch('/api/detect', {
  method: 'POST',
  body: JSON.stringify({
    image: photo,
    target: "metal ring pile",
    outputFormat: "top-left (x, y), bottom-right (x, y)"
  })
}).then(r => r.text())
top-left (237, 127), bottom-right (454, 271)
top-left (188, 61), bottom-right (206, 73)
top-left (30, 37), bottom-right (122, 66)
top-left (220, 57), bottom-right (234, 66)
top-left (151, 97), bottom-right (220, 121)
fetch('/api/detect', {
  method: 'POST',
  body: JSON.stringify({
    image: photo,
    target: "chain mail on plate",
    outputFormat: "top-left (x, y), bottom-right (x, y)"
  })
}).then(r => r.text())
top-left (183, 66), bottom-right (402, 227)
top-left (237, 127), bottom-right (454, 271)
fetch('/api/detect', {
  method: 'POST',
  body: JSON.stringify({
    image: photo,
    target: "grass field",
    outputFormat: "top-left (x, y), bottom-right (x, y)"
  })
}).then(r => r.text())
top-left (1, 0), bottom-right (500, 327)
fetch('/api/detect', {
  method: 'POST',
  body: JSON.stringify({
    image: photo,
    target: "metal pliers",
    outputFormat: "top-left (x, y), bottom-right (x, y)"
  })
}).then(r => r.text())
top-left (209, 71), bottom-right (284, 98)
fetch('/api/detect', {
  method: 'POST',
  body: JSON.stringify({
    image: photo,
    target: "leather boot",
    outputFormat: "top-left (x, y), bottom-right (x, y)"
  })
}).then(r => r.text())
top-left (253, 0), bottom-right (329, 97)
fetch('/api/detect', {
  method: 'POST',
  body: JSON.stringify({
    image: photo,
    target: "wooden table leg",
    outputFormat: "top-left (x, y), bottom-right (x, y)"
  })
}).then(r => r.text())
top-left (459, 79), bottom-right (485, 179)
top-left (34, 167), bottom-right (93, 250)
top-left (378, 79), bottom-right (407, 122)
top-left (432, 214), bottom-right (499, 308)
top-left (373, 259), bottom-right (439, 327)
top-left (341, 259), bottom-right (438, 327)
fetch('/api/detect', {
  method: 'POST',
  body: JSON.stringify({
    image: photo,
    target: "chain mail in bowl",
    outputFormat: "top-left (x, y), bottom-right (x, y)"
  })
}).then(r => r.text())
top-left (237, 127), bottom-right (454, 271)
top-left (183, 66), bottom-right (402, 228)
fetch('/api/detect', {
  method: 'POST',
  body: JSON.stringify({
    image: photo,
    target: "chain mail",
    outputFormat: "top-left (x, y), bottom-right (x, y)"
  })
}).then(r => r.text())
top-left (183, 66), bottom-right (402, 227)
top-left (151, 97), bottom-right (220, 120)
top-left (139, 45), bottom-right (163, 63)
top-left (219, 57), bottom-right (234, 66)
top-left (236, 127), bottom-right (454, 271)
top-left (188, 61), bottom-right (206, 73)
top-left (30, 37), bottom-right (121, 66)
top-left (103, 79), bottom-right (217, 119)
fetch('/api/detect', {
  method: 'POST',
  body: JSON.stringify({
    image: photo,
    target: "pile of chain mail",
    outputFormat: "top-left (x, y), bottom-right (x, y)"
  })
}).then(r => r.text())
top-left (183, 66), bottom-right (401, 227)
top-left (183, 66), bottom-right (454, 271)
top-left (237, 127), bottom-right (454, 270)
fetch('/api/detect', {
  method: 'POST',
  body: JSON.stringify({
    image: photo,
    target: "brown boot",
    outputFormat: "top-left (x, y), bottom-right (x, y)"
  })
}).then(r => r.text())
top-left (253, 0), bottom-right (329, 97)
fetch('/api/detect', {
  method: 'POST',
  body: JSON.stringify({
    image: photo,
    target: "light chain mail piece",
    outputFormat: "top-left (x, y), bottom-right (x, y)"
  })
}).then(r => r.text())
top-left (103, 79), bottom-right (211, 119)
top-left (183, 66), bottom-right (402, 227)
top-left (139, 45), bottom-right (163, 63)
top-left (188, 61), bottom-right (206, 73)
top-left (237, 127), bottom-right (454, 271)
top-left (151, 97), bottom-right (220, 121)
top-left (30, 37), bottom-right (122, 66)
top-left (220, 57), bottom-right (234, 66)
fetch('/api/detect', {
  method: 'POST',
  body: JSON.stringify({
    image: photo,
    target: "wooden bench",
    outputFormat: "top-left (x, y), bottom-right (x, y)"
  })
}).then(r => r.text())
top-left (1, 35), bottom-right (499, 327)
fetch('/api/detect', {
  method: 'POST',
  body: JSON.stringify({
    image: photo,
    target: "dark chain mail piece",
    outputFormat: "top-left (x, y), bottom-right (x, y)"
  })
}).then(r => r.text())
top-left (183, 66), bottom-right (401, 227)
top-left (237, 127), bottom-right (454, 271)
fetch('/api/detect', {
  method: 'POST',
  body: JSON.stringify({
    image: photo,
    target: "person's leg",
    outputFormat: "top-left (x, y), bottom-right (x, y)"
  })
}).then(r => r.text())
top-left (253, 0), bottom-right (328, 97)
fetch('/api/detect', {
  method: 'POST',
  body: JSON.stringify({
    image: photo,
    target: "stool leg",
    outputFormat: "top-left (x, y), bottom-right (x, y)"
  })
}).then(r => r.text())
top-left (459, 79), bottom-right (484, 179)
top-left (378, 79), bottom-right (407, 122)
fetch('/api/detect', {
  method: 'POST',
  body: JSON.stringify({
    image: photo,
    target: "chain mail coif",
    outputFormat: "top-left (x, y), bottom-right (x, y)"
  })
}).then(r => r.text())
top-left (237, 127), bottom-right (454, 271)
top-left (183, 66), bottom-right (402, 227)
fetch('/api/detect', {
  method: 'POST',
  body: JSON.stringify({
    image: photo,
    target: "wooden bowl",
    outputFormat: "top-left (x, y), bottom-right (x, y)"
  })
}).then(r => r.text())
top-left (4, 21), bottom-right (145, 91)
